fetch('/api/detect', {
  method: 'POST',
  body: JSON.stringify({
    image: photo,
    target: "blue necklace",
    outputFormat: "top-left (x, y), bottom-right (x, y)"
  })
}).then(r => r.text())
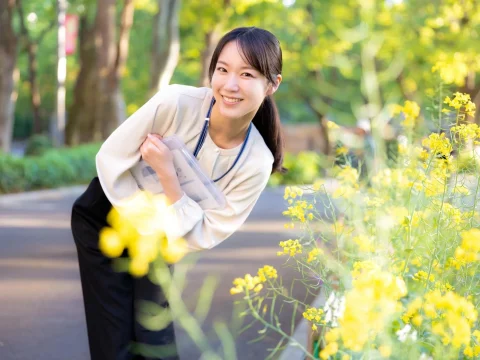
top-left (193, 97), bottom-right (252, 182)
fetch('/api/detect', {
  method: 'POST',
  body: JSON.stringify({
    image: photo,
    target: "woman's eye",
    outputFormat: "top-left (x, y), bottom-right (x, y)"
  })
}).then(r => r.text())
top-left (242, 72), bottom-right (254, 77)
top-left (217, 67), bottom-right (227, 72)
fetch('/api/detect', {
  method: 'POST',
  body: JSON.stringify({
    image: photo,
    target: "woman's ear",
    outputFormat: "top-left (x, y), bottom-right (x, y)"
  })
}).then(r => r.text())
top-left (267, 74), bottom-right (282, 96)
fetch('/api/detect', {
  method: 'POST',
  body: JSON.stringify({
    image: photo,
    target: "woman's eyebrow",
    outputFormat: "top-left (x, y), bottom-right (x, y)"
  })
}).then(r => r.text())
top-left (217, 60), bottom-right (255, 70)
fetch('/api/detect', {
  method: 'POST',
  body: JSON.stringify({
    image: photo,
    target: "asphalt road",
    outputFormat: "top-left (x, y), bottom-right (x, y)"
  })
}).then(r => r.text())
top-left (0, 186), bottom-right (315, 360)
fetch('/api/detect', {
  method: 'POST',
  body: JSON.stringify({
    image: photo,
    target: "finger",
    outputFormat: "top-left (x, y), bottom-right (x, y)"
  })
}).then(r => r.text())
top-left (147, 134), bottom-right (166, 150)
top-left (150, 133), bottom-right (163, 140)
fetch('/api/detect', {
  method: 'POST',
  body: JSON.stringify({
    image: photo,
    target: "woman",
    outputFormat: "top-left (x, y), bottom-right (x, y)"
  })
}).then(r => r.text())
top-left (71, 26), bottom-right (284, 360)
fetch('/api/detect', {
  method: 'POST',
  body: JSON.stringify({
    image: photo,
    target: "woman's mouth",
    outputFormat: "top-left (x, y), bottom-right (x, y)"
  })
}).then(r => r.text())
top-left (222, 96), bottom-right (243, 105)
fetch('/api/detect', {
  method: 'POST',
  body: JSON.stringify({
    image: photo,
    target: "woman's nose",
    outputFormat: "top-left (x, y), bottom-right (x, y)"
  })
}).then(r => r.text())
top-left (224, 74), bottom-right (240, 92)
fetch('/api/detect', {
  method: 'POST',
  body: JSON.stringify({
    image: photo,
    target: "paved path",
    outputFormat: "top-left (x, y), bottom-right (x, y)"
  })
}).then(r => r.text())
top-left (0, 186), bottom-right (315, 360)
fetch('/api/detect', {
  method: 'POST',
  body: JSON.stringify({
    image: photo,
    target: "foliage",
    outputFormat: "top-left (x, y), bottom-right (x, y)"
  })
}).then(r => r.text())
top-left (269, 151), bottom-right (323, 186)
top-left (0, 143), bottom-right (100, 194)
top-left (24, 134), bottom-right (54, 156)
top-left (229, 92), bottom-right (480, 359)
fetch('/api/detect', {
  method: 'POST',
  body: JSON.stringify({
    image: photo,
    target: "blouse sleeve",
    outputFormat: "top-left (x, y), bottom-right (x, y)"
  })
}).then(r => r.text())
top-left (96, 85), bottom-right (180, 207)
top-left (161, 159), bottom-right (273, 251)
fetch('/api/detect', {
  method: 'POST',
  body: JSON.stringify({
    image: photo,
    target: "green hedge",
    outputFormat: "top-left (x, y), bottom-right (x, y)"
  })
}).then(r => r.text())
top-left (0, 143), bottom-right (101, 194)
top-left (268, 151), bottom-right (323, 186)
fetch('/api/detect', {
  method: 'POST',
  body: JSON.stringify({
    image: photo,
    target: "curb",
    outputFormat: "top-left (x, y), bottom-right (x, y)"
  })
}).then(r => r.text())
top-left (0, 185), bottom-right (87, 206)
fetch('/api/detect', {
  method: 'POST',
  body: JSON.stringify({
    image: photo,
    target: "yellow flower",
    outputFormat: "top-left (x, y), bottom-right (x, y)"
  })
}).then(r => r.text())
top-left (129, 256), bottom-right (150, 277)
top-left (278, 239), bottom-right (303, 257)
top-left (413, 270), bottom-right (435, 283)
top-left (320, 341), bottom-right (338, 359)
top-left (444, 92), bottom-right (476, 117)
top-left (352, 235), bottom-right (375, 252)
top-left (422, 133), bottom-right (452, 159)
top-left (307, 248), bottom-right (324, 263)
top-left (339, 269), bottom-right (407, 351)
top-left (230, 273), bottom-right (263, 295)
top-left (378, 345), bottom-right (392, 358)
top-left (257, 265), bottom-right (278, 282)
top-left (391, 100), bottom-right (420, 129)
top-left (303, 307), bottom-right (324, 322)
top-left (335, 165), bottom-right (360, 185)
top-left (99, 228), bottom-right (125, 258)
top-left (160, 237), bottom-right (188, 264)
top-left (336, 146), bottom-right (349, 156)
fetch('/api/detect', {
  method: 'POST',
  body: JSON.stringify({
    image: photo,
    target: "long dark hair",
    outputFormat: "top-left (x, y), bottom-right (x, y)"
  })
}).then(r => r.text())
top-left (208, 27), bottom-right (286, 174)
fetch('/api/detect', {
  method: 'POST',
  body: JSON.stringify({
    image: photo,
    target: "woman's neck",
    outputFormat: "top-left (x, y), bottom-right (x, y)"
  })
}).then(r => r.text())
top-left (208, 103), bottom-right (252, 149)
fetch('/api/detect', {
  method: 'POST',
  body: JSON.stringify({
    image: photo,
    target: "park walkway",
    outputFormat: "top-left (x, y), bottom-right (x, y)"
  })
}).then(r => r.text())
top-left (0, 186), bottom-right (315, 360)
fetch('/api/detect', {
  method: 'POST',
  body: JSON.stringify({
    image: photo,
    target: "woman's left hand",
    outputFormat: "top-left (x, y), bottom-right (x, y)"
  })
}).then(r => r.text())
top-left (140, 134), bottom-right (175, 176)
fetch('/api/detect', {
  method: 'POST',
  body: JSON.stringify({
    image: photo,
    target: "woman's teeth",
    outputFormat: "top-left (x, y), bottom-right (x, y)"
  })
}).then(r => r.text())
top-left (223, 96), bottom-right (242, 103)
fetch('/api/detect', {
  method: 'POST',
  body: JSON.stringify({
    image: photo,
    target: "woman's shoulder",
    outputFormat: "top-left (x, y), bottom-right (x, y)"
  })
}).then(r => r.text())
top-left (165, 84), bottom-right (212, 101)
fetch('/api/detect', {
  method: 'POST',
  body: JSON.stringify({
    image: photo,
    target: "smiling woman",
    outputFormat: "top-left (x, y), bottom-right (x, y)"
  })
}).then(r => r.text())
top-left (70, 27), bottom-right (287, 360)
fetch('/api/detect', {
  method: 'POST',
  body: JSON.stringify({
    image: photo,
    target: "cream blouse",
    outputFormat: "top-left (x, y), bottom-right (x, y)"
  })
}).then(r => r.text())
top-left (96, 84), bottom-right (274, 251)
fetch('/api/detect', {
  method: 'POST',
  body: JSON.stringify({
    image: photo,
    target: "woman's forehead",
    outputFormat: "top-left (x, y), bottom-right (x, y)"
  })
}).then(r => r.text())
top-left (218, 41), bottom-right (254, 68)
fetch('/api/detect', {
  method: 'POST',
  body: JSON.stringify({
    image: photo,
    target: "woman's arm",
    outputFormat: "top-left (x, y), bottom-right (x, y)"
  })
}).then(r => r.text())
top-left (161, 156), bottom-right (273, 251)
top-left (96, 86), bottom-right (180, 207)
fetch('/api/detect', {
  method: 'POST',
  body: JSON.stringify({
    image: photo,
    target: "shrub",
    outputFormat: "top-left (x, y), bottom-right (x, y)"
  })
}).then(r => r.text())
top-left (0, 143), bottom-right (101, 194)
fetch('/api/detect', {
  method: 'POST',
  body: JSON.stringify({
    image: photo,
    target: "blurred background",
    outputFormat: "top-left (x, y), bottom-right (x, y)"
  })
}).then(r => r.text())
top-left (1, 0), bottom-right (479, 191)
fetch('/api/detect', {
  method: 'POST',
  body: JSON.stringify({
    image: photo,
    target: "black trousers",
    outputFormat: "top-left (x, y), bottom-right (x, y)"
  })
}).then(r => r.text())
top-left (71, 177), bottom-right (178, 360)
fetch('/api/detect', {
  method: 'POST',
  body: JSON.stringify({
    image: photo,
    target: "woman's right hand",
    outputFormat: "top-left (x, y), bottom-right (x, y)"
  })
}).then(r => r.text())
top-left (140, 133), bottom-right (175, 175)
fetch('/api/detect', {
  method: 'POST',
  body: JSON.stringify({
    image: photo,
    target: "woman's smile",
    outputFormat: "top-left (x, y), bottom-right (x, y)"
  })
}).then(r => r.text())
top-left (222, 95), bottom-right (244, 105)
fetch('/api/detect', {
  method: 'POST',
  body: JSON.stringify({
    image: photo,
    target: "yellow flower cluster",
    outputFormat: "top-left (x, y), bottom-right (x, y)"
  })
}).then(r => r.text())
top-left (303, 307), bottom-right (324, 331)
top-left (336, 146), bottom-right (349, 156)
top-left (283, 186), bottom-right (304, 200)
top-left (450, 123), bottom-right (480, 144)
top-left (335, 165), bottom-right (360, 185)
top-left (421, 133), bottom-right (452, 159)
top-left (282, 200), bottom-right (313, 223)
top-left (425, 290), bottom-right (478, 348)
top-left (337, 269), bottom-right (407, 351)
top-left (230, 265), bottom-right (279, 295)
top-left (99, 191), bottom-right (188, 277)
top-left (402, 297), bottom-right (423, 327)
top-left (464, 330), bottom-right (480, 358)
top-left (351, 260), bottom-right (379, 278)
top-left (454, 229), bottom-right (480, 265)
top-left (432, 54), bottom-right (470, 87)
top-left (277, 239), bottom-right (302, 256)
top-left (230, 274), bottom-right (263, 295)
top-left (307, 248), bottom-right (324, 263)
top-left (352, 235), bottom-right (375, 252)
top-left (390, 100), bottom-right (421, 128)
top-left (413, 270), bottom-right (435, 283)
top-left (320, 328), bottom-right (340, 359)
top-left (257, 265), bottom-right (278, 282)
top-left (443, 92), bottom-right (476, 117)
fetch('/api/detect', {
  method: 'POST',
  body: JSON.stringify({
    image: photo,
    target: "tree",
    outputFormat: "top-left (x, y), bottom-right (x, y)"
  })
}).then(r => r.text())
top-left (148, 0), bottom-right (181, 96)
top-left (66, 0), bottom-right (134, 145)
top-left (17, 0), bottom-right (55, 134)
top-left (0, 0), bottom-right (18, 153)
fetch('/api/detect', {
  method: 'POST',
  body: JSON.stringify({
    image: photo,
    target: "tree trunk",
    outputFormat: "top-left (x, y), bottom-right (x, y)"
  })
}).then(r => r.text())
top-left (103, 0), bottom-right (134, 137)
top-left (0, 0), bottom-right (18, 153)
top-left (148, 0), bottom-right (180, 97)
top-left (199, 30), bottom-right (220, 87)
top-left (26, 42), bottom-right (43, 134)
top-left (66, 0), bottom-right (134, 145)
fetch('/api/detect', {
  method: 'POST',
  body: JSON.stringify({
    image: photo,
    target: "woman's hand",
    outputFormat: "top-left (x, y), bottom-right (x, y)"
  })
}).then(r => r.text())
top-left (140, 134), bottom-right (175, 176)
top-left (140, 134), bottom-right (183, 204)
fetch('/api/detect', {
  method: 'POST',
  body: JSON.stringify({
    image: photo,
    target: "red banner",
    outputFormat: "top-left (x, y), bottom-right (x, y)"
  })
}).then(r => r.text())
top-left (66, 14), bottom-right (79, 55)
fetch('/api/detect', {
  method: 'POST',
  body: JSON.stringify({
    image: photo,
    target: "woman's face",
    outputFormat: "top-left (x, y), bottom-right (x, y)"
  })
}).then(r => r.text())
top-left (211, 40), bottom-right (280, 122)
